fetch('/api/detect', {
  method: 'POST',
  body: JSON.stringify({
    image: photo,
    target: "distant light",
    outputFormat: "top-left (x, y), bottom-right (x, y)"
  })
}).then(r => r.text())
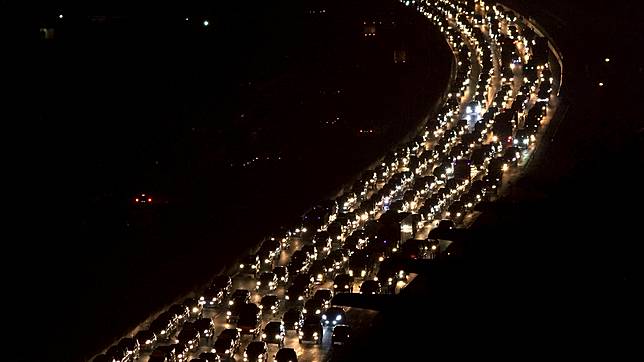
top-left (598, 82), bottom-right (604, 87)
top-left (185, 17), bottom-right (189, 21)
top-left (203, 20), bottom-right (209, 27)
top-left (58, 14), bottom-right (63, 19)
top-left (604, 58), bottom-right (610, 63)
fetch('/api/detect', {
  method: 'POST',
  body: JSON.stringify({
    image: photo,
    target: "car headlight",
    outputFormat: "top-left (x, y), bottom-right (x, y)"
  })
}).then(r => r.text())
top-left (336, 315), bottom-right (342, 321)
top-left (256, 281), bottom-right (261, 286)
top-left (322, 315), bottom-right (327, 320)
top-left (225, 349), bottom-right (230, 354)
top-left (285, 295), bottom-right (290, 300)
top-left (226, 311), bottom-right (232, 316)
top-left (229, 300), bottom-right (234, 306)
top-left (262, 333), bottom-right (267, 339)
top-left (298, 296), bottom-right (303, 301)
top-left (240, 264), bottom-right (245, 269)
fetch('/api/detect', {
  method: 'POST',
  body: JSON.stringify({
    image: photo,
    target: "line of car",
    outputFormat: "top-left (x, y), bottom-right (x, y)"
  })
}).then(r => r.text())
top-left (92, 1), bottom-right (556, 361)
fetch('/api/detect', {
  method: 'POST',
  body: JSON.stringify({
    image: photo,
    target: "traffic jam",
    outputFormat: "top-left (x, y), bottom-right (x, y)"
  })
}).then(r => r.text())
top-left (93, 1), bottom-right (558, 361)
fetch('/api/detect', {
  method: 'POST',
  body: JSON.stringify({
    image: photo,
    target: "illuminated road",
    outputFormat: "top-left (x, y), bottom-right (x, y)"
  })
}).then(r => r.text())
top-left (92, 1), bottom-right (562, 361)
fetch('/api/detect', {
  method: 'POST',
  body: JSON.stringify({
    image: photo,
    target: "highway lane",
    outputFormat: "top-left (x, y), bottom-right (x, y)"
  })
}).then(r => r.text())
top-left (92, 2), bottom-right (562, 361)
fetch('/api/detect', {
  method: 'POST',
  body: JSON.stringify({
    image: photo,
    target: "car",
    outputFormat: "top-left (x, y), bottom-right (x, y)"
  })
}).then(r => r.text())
top-left (168, 304), bottom-right (191, 325)
top-left (150, 345), bottom-right (176, 362)
top-left (183, 297), bottom-right (203, 319)
top-left (274, 347), bottom-right (298, 362)
top-left (212, 275), bottom-right (233, 296)
top-left (149, 312), bottom-right (175, 340)
top-left (502, 146), bottom-right (522, 166)
top-left (117, 337), bottom-right (141, 360)
top-left (193, 317), bottom-right (215, 339)
top-left (312, 231), bottom-right (333, 253)
top-left (198, 351), bottom-right (222, 362)
top-left (292, 273), bottom-right (315, 290)
top-left (446, 201), bottom-right (466, 221)
top-left (171, 342), bottom-right (190, 361)
top-left (237, 303), bottom-right (262, 336)
top-left (285, 283), bottom-right (308, 303)
top-left (437, 219), bottom-right (455, 231)
top-left (332, 324), bottom-right (351, 346)
top-left (217, 328), bottom-right (241, 351)
top-left (322, 307), bottom-right (347, 326)
top-left (301, 244), bottom-right (319, 261)
top-left (228, 289), bottom-right (251, 307)
top-left (213, 337), bottom-right (236, 359)
top-left (256, 271), bottom-right (278, 292)
top-left (273, 265), bottom-right (289, 284)
top-left (303, 297), bottom-right (324, 316)
top-left (299, 315), bottom-right (323, 344)
top-left (258, 238), bottom-right (281, 265)
top-left (333, 273), bottom-right (354, 294)
top-left (200, 286), bottom-right (224, 308)
top-left (513, 128), bottom-right (533, 149)
top-left (287, 250), bottom-right (310, 274)
top-left (283, 308), bottom-right (304, 331)
top-left (321, 255), bottom-right (337, 276)
top-left (243, 341), bottom-right (268, 362)
top-left (327, 249), bottom-right (348, 271)
top-left (376, 258), bottom-right (406, 291)
top-left (401, 239), bottom-right (431, 260)
top-left (360, 280), bottom-right (381, 294)
top-left (261, 320), bottom-right (286, 346)
top-left (226, 302), bottom-right (244, 323)
top-left (239, 254), bottom-right (260, 275)
top-left (259, 295), bottom-right (280, 315)
top-left (133, 193), bottom-right (154, 205)
top-left (176, 323), bottom-right (200, 351)
top-left (134, 329), bottom-right (157, 352)
top-left (309, 259), bottom-right (327, 284)
top-left (347, 250), bottom-right (372, 278)
top-left (312, 288), bottom-right (333, 309)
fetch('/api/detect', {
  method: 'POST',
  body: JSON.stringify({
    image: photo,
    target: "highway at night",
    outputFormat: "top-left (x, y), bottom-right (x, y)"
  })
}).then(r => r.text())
top-left (91, 1), bottom-right (564, 361)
